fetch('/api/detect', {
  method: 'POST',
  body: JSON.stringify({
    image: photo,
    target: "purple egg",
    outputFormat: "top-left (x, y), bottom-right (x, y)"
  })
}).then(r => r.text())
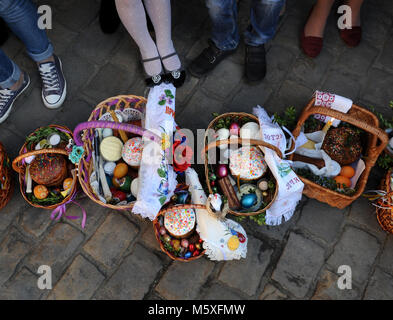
top-left (229, 122), bottom-right (240, 136)
top-left (216, 164), bottom-right (228, 178)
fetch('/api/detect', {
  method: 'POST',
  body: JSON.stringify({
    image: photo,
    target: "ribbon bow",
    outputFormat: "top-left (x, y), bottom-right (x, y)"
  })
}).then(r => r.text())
top-left (50, 191), bottom-right (87, 228)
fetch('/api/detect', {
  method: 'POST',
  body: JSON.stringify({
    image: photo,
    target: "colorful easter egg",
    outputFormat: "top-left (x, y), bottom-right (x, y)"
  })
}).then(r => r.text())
top-left (122, 137), bottom-right (143, 167)
top-left (63, 178), bottom-right (73, 191)
top-left (34, 185), bottom-right (49, 199)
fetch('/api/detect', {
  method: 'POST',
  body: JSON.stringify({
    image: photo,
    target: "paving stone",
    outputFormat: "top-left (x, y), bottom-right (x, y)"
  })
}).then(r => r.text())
top-left (267, 80), bottom-right (314, 115)
top-left (378, 236), bottom-right (393, 275)
top-left (83, 214), bottom-right (139, 268)
top-left (54, 98), bottom-right (94, 130)
top-left (201, 283), bottom-right (244, 300)
top-left (364, 268), bottom-right (393, 300)
top-left (311, 269), bottom-right (359, 300)
top-left (56, 0), bottom-right (99, 32)
top-left (0, 126), bottom-right (26, 160)
top-left (362, 68), bottom-right (393, 109)
top-left (362, 5), bottom-right (392, 49)
top-left (259, 284), bottom-right (288, 300)
top-left (1, 34), bottom-right (24, 59)
top-left (110, 35), bottom-right (140, 71)
top-left (321, 70), bottom-right (361, 100)
top-left (218, 236), bottom-right (273, 296)
top-left (47, 255), bottom-right (104, 300)
top-left (0, 191), bottom-right (28, 236)
top-left (289, 49), bottom-right (334, 88)
top-left (327, 226), bottom-right (380, 284)
top-left (156, 258), bottom-right (215, 300)
top-left (139, 225), bottom-right (162, 252)
top-left (0, 228), bottom-right (31, 286)
top-left (47, 20), bottom-right (79, 56)
top-left (27, 223), bottom-right (84, 279)
top-left (378, 32), bottom-right (393, 72)
top-left (272, 232), bottom-right (325, 298)
top-left (264, 44), bottom-right (296, 86)
top-left (297, 200), bottom-right (345, 244)
top-left (83, 63), bottom-right (135, 102)
top-left (73, 21), bottom-right (123, 66)
top-left (336, 41), bottom-right (379, 76)
top-left (95, 245), bottom-right (163, 300)
top-left (274, 13), bottom-right (304, 51)
top-left (201, 59), bottom-right (243, 100)
top-left (61, 51), bottom-right (98, 97)
top-left (19, 206), bottom-right (53, 238)
top-left (348, 197), bottom-right (387, 239)
top-left (0, 268), bottom-right (41, 300)
top-left (176, 75), bottom-right (199, 106)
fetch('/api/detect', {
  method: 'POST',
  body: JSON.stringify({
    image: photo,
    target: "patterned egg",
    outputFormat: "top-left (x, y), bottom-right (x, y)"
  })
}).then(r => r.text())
top-left (63, 178), bottom-right (73, 191)
top-left (241, 193), bottom-right (257, 209)
top-left (34, 185), bottom-right (49, 199)
top-left (181, 239), bottom-right (189, 248)
top-left (122, 137), bottom-right (143, 167)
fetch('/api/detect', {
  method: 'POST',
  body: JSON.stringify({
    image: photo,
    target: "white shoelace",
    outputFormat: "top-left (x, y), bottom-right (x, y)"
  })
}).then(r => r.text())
top-left (39, 63), bottom-right (60, 92)
top-left (0, 88), bottom-right (13, 111)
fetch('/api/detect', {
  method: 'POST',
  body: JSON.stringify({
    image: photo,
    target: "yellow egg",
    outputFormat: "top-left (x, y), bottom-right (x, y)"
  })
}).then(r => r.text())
top-left (227, 235), bottom-right (240, 251)
top-left (63, 178), bottom-right (73, 191)
top-left (34, 185), bottom-right (49, 200)
top-left (114, 163), bottom-right (129, 179)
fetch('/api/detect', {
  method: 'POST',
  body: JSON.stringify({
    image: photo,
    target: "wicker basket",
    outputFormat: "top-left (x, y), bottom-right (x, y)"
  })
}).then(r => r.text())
top-left (0, 142), bottom-right (13, 210)
top-left (153, 204), bottom-right (207, 262)
top-left (289, 98), bottom-right (389, 209)
top-left (203, 112), bottom-right (280, 217)
top-left (73, 95), bottom-right (161, 211)
top-left (376, 170), bottom-right (393, 233)
top-left (12, 125), bottom-right (78, 210)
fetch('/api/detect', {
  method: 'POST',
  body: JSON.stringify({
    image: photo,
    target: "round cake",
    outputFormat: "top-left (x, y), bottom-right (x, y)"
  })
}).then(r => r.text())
top-left (122, 137), bottom-right (143, 167)
top-left (229, 146), bottom-right (267, 180)
top-left (29, 154), bottom-right (67, 187)
top-left (164, 208), bottom-right (196, 238)
top-left (100, 136), bottom-right (123, 162)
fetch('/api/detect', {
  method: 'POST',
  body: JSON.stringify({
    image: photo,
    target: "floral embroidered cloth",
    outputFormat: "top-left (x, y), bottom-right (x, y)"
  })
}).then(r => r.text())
top-left (132, 83), bottom-right (177, 220)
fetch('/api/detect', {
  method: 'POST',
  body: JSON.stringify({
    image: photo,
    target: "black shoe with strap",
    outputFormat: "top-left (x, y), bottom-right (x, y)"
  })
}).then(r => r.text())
top-left (245, 43), bottom-right (266, 83)
top-left (161, 52), bottom-right (186, 88)
top-left (142, 56), bottom-right (164, 88)
top-left (188, 39), bottom-right (237, 78)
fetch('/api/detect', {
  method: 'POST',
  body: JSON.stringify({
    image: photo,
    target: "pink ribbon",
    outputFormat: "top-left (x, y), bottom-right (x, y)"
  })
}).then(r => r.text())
top-left (50, 192), bottom-right (87, 229)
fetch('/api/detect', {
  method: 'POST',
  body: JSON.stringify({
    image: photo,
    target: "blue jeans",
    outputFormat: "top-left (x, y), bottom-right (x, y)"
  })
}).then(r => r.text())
top-left (0, 0), bottom-right (53, 88)
top-left (206, 0), bottom-right (285, 50)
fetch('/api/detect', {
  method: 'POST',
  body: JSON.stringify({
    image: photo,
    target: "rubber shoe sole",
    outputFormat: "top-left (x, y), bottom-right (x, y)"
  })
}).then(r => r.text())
top-left (0, 74), bottom-right (30, 124)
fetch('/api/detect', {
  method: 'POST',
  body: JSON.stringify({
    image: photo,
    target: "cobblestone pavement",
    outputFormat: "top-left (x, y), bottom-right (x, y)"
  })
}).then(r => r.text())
top-left (1, 0), bottom-right (393, 300)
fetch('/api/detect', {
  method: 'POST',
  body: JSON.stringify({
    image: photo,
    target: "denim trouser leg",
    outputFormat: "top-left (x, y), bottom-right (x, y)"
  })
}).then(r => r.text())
top-left (0, 49), bottom-right (21, 88)
top-left (206, 0), bottom-right (239, 51)
top-left (0, 0), bottom-right (53, 88)
top-left (244, 0), bottom-right (285, 46)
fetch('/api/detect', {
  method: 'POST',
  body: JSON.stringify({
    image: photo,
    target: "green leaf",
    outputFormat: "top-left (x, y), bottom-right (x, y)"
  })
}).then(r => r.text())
top-left (159, 196), bottom-right (167, 205)
top-left (157, 169), bottom-right (166, 178)
top-left (158, 100), bottom-right (166, 106)
top-left (164, 89), bottom-right (172, 96)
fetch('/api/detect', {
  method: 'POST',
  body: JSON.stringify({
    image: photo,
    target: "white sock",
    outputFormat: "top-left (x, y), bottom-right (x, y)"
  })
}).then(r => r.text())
top-left (115, 0), bottom-right (162, 76)
top-left (143, 0), bottom-right (181, 72)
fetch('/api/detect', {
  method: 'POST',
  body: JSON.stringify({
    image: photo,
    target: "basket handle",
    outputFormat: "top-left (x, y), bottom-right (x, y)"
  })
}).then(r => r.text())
top-left (12, 148), bottom-right (69, 174)
top-left (202, 137), bottom-right (283, 159)
top-left (73, 120), bottom-right (161, 146)
top-left (294, 104), bottom-right (389, 162)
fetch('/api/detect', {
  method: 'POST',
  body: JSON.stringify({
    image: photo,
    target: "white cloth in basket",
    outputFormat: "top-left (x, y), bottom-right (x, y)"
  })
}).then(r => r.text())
top-left (185, 168), bottom-right (247, 261)
top-left (253, 106), bottom-right (304, 226)
top-left (132, 83), bottom-right (178, 220)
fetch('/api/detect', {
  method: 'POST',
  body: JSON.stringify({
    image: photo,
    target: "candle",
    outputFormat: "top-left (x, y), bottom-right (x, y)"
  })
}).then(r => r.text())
top-left (322, 118), bottom-right (334, 134)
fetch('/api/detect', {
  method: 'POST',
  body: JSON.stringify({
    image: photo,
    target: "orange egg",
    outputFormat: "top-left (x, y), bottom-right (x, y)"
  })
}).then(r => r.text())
top-left (34, 185), bottom-right (49, 199)
top-left (334, 176), bottom-right (351, 189)
top-left (63, 178), bottom-right (73, 190)
top-left (340, 166), bottom-right (355, 179)
top-left (114, 163), bottom-right (128, 179)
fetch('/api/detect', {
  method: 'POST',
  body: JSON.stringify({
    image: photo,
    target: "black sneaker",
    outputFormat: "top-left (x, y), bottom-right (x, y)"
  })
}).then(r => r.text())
top-left (0, 72), bottom-right (30, 124)
top-left (188, 39), bottom-right (237, 78)
top-left (245, 44), bottom-right (267, 83)
top-left (38, 55), bottom-right (67, 109)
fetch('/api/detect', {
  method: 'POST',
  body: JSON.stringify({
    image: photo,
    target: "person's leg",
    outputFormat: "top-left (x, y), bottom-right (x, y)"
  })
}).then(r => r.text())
top-left (0, 0), bottom-right (66, 109)
top-left (244, 0), bottom-right (285, 47)
top-left (0, 49), bottom-right (30, 123)
top-left (304, 0), bottom-right (335, 38)
top-left (115, 0), bottom-right (162, 78)
top-left (143, 0), bottom-right (180, 72)
top-left (243, 0), bottom-right (284, 82)
top-left (188, 0), bottom-right (239, 78)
